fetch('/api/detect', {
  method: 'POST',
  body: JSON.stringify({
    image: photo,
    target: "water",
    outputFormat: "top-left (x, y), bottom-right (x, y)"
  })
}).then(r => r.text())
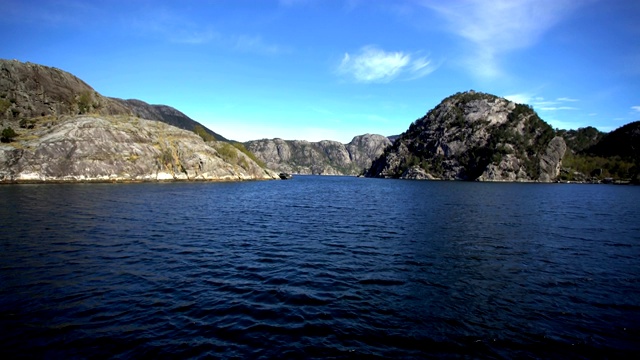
top-left (1, 176), bottom-right (639, 358)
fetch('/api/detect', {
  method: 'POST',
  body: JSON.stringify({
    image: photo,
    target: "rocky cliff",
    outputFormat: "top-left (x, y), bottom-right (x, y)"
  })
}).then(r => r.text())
top-left (246, 134), bottom-right (392, 175)
top-left (0, 59), bottom-right (276, 182)
top-left (366, 91), bottom-right (566, 182)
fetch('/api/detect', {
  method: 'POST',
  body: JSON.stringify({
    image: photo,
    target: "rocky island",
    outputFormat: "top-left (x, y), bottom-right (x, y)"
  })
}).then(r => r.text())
top-left (365, 91), bottom-right (639, 183)
top-left (365, 91), bottom-right (566, 181)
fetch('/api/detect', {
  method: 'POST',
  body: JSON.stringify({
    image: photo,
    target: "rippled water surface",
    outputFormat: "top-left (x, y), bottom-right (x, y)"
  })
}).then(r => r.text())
top-left (1, 177), bottom-right (639, 358)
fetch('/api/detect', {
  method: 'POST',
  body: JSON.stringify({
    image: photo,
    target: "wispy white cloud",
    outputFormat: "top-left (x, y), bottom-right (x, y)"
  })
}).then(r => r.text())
top-left (420, 0), bottom-right (587, 78)
top-left (505, 93), bottom-right (579, 112)
top-left (337, 45), bottom-right (437, 83)
top-left (631, 106), bottom-right (640, 113)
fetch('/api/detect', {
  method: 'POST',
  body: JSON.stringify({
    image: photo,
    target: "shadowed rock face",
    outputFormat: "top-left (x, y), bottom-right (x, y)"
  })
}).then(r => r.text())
top-left (246, 134), bottom-right (392, 175)
top-left (0, 115), bottom-right (277, 182)
top-left (366, 91), bottom-right (566, 182)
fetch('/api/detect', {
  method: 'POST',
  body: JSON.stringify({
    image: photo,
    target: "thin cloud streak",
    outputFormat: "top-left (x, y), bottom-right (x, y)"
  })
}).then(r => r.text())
top-left (505, 93), bottom-right (580, 112)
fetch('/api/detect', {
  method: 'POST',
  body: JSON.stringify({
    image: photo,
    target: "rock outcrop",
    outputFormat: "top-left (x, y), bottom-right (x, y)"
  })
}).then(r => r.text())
top-left (0, 59), bottom-right (276, 182)
top-left (366, 91), bottom-right (566, 182)
top-left (0, 115), bottom-right (277, 182)
top-left (246, 134), bottom-right (392, 175)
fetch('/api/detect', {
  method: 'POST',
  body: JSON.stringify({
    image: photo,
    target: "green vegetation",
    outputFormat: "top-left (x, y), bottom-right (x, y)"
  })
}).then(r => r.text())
top-left (77, 91), bottom-right (93, 114)
top-left (560, 152), bottom-right (637, 182)
top-left (559, 121), bottom-right (639, 183)
top-left (232, 142), bottom-right (266, 168)
top-left (557, 127), bottom-right (604, 153)
top-left (0, 98), bottom-right (10, 114)
top-left (216, 141), bottom-right (238, 162)
top-left (194, 124), bottom-right (216, 142)
top-left (1, 127), bottom-right (18, 142)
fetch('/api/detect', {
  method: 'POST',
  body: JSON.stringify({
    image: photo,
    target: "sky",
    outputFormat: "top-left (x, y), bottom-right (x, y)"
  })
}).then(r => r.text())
top-left (1, 0), bottom-right (639, 143)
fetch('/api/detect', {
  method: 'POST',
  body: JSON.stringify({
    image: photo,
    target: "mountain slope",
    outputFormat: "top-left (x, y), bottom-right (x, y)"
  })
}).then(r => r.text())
top-left (0, 59), bottom-right (227, 142)
top-left (111, 98), bottom-right (228, 142)
top-left (585, 121), bottom-right (639, 160)
top-left (366, 91), bottom-right (566, 182)
top-left (0, 59), bottom-right (274, 182)
top-left (246, 134), bottom-right (392, 175)
top-left (0, 115), bottom-right (275, 182)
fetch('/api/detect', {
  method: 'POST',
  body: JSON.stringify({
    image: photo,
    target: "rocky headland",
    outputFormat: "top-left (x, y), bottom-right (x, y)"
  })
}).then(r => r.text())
top-left (246, 134), bottom-right (392, 175)
top-left (0, 59), bottom-right (276, 182)
top-left (366, 91), bottom-right (567, 182)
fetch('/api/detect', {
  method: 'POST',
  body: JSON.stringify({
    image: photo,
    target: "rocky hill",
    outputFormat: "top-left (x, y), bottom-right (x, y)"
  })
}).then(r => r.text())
top-left (585, 121), bottom-right (639, 160)
top-left (245, 134), bottom-right (392, 175)
top-left (111, 98), bottom-right (227, 141)
top-left (0, 59), bottom-right (226, 141)
top-left (557, 121), bottom-right (639, 183)
top-left (366, 91), bottom-right (566, 182)
top-left (557, 126), bottom-right (605, 154)
top-left (0, 59), bottom-right (275, 182)
top-left (0, 60), bottom-right (130, 120)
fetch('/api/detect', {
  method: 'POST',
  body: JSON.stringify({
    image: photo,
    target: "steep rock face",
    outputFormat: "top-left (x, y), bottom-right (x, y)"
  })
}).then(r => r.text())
top-left (0, 115), bottom-right (277, 182)
top-left (246, 134), bottom-right (392, 175)
top-left (0, 60), bottom-right (130, 122)
top-left (366, 91), bottom-right (566, 182)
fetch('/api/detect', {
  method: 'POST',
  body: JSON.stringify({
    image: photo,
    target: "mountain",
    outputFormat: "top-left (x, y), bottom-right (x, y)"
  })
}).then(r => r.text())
top-left (366, 91), bottom-right (566, 182)
top-left (554, 122), bottom-right (639, 183)
top-left (0, 59), bottom-right (227, 142)
top-left (0, 60), bottom-right (130, 120)
top-left (557, 126), bottom-right (606, 154)
top-left (0, 59), bottom-right (275, 182)
top-left (585, 121), bottom-right (639, 160)
top-left (246, 134), bottom-right (392, 175)
top-left (111, 98), bottom-right (228, 142)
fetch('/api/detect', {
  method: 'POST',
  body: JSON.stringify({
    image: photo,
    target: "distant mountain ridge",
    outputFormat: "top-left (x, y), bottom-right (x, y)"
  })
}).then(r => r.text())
top-left (246, 134), bottom-right (392, 175)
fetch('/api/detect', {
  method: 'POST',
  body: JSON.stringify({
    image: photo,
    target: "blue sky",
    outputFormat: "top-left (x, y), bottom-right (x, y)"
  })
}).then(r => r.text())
top-left (2, 0), bottom-right (639, 143)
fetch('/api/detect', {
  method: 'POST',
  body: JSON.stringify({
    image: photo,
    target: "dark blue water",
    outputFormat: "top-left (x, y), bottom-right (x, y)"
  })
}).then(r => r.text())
top-left (1, 176), bottom-right (639, 359)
